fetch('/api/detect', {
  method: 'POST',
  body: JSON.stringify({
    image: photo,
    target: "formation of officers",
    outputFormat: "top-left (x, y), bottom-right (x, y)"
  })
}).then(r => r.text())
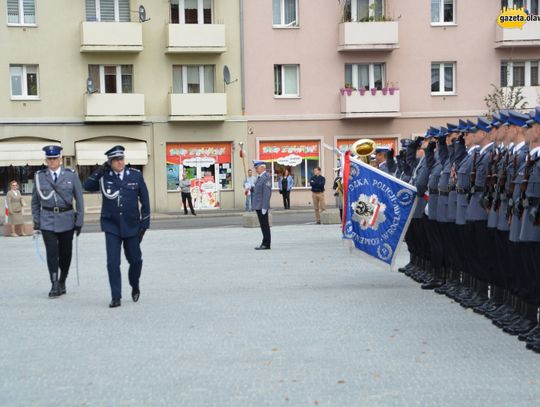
top-left (31, 145), bottom-right (150, 308)
top-left (383, 106), bottom-right (540, 354)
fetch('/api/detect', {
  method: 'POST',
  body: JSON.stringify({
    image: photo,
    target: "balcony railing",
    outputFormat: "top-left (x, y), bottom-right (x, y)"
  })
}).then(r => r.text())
top-left (169, 93), bottom-right (227, 121)
top-left (495, 23), bottom-right (540, 48)
top-left (84, 93), bottom-right (145, 122)
top-left (338, 22), bottom-right (399, 51)
top-left (166, 24), bottom-right (226, 53)
top-left (340, 89), bottom-right (400, 118)
top-left (80, 22), bottom-right (143, 52)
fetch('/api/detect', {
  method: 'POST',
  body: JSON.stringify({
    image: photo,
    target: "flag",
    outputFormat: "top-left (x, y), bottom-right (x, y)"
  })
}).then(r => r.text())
top-left (342, 152), bottom-right (417, 266)
top-left (4, 198), bottom-right (8, 224)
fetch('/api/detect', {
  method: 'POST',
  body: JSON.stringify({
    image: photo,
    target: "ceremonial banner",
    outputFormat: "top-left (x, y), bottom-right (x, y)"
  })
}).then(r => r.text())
top-left (342, 152), bottom-right (417, 266)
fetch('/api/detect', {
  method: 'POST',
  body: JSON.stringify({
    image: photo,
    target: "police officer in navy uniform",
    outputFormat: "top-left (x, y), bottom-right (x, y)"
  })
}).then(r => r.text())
top-left (31, 145), bottom-right (85, 298)
top-left (83, 146), bottom-right (150, 308)
top-left (251, 160), bottom-right (272, 250)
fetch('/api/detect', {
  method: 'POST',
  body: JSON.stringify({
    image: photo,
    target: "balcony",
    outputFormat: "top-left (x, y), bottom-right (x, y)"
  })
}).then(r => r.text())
top-left (502, 86), bottom-right (540, 107)
top-left (166, 24), bottom-right (226, 53)
top-left (338, 22), bottom-right (399, 51)
top-left (495, 23), bottom-right (540, 48)
top-left (80, 22), bottom-right (143, 52)
top-left (84, 93), bottom-right (145, 122)
top-left (340, 90), bottom-right (400, 118)
top-left (169, 93), bottom-right (227, 121)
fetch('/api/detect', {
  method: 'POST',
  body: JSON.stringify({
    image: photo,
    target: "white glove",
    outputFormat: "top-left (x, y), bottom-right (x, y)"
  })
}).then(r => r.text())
top-left (262, 209), bottom-right (267, 215)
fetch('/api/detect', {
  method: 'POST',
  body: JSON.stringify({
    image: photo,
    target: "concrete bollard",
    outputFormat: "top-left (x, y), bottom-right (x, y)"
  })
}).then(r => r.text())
top-left (242, 212), bottom-right (273, 228)
top-left (320, 209), bottom-right (342, 224)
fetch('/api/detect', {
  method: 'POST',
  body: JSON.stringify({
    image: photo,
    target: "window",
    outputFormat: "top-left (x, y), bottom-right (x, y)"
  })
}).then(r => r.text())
top-left (272, 0), bottom-right (297, 26)
top-left (431, 62), bottom-right (455, 95)
top-left (7, 0), bottom-right (35, 25)
top-left (172, 65), bottom-right (215, 94)
top-left (88, 65), bottom-right (133, 94)
top-left (274, 65), bottom-right (299, 97)
top-left (85, 0), bottom-right (130, 22)
top-left (345, 63), bottom-right (385, 90)
top-left (0, 165), bottom-right (44, 195)
top-left (342, 0), bottom-right (384, 22)
top-left (10, 64), bottom-right (39, 99)
top-left (431, 0), bottom-right (455, 24)
top-left (258, 141), bottom-right (320, 189)
top-left (502, 0), bottom-right (538, 13)
top-left (501, 60), bottom-right (540, 87)
top-left (171, 0), bottom-right (212, 24)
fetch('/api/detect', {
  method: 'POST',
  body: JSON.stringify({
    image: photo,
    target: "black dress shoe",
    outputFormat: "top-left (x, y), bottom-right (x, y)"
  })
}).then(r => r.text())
top-left (132, 288), bottom-right (140, 302)
top-left (255, 245), bottom-right (270, 250)
top-left (421, 279), bottom-right (443, 290)
top-left (48, 281), bottom-right (61, 298)
top-left (109, 299), bottom-right (121, 308)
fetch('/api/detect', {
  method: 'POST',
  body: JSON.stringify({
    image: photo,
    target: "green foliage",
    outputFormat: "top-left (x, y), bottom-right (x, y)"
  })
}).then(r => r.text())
top-left (484, 84), bottom-right (528, 116)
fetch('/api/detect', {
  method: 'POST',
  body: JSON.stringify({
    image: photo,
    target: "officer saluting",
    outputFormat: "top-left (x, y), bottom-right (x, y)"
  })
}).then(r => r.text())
top-left (31, 145), bottom-right (84, 298)
top-left (83, 146), bottom-right (150, 308)
top-left (251, 160), bottom-right (272, 250)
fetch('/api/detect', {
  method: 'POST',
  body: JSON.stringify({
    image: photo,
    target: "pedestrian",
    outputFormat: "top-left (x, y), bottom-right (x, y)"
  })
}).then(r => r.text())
top-left (6, 180), bottom-right (26, 236)
top-left (278, 169), bottom-right (293, 209)
top-left (244, 169), bottom-right (257, 211)
top-left (332, 169), bottom-right (344, 221)
top-left (178, 173), bottom-right (196, 216)
top-left (31, 145), bottom-right (84, 298)
top-left (309, 166), bottom-right (326, 224)
top-left (251, 160), bottom-right (272, 250)
top-left (83, 145), bottom-right (150, 308)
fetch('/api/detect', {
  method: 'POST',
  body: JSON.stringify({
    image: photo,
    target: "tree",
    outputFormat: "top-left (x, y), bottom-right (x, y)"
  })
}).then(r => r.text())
top-left (484, 84), bottom-right (528, 116)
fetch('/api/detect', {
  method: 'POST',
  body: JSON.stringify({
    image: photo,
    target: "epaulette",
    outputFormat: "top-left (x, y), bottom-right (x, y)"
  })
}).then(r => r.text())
top-left (130, 168), bottom-right (141, 173)
top-left (65, 168), bottom-right (75, 173)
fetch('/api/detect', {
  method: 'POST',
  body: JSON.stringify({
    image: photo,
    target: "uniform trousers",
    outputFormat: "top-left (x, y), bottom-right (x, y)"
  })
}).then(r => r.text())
top-left (256, 210), bottom-right (271, 247)
top-left (41, 229), bottom-right (75, 283)
top-left (105, 233), bottom-right (143, 300)
top-left (426, 219), bottom-right (444, 270)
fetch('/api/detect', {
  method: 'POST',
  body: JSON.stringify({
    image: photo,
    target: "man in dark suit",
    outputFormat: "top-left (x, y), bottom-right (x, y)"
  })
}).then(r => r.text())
top-left (83, 145), bottom-right (150, 308)
top-left (251, 160), bottom-right (272, 250)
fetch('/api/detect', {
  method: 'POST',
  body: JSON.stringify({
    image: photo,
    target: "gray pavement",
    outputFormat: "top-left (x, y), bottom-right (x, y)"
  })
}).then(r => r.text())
top-left (1, 224), bottom-right (539, 407)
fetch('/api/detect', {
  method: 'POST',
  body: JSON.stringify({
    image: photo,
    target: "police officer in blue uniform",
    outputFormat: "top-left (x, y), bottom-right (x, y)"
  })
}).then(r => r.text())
top-left (251, 160), bottom-right (272, 250)
top-left (83, 146), bottom-right (150, 308)
top-left (31, 145), bottom-right (85, 298)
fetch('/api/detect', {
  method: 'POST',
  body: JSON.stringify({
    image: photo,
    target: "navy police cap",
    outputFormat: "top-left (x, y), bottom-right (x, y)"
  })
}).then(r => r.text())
top-left (507, 110), bottom-right (530, 128)
top-left (105, 145), bottom-right (125, 160)
top-left (42, 145), bottom-right (62, 158)
top-left (476, 117), bottom-right (492, 133)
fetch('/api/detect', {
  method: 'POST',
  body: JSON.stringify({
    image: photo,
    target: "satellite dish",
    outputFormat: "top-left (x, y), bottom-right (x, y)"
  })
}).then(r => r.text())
top-left (86, 77), bottom-right (96, 94)
top-left (138, 5), bottom-right (150, 22)
top-left (223, 66), bottom-right (231, 84)
top-left (223, 65), bottom-right (238, 86)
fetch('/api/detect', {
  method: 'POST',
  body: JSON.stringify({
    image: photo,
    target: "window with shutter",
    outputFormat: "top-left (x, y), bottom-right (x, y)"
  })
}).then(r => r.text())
top-left (86, 0), bottom-right (97, 21)
top-left (7, 0), bottom-right (20, 24)
top-left (118, 0), bottom-right (130, 22)
top-left (99, 0), bottom-right (115, 21)
top-left (7, 0), bottom-right (36, 25)
top-left (22, 0), bottom-right (35, 24)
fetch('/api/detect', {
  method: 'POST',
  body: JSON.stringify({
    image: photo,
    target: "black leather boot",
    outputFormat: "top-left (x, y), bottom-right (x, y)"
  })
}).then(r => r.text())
top-left (49, 273), bottom-right (61, 298)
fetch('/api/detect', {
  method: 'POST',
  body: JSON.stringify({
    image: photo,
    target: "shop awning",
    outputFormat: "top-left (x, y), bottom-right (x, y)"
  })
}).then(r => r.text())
top-left (0, 141), bottom-right (59, 166)
top-left (75, 140), bottom-right (148, 165)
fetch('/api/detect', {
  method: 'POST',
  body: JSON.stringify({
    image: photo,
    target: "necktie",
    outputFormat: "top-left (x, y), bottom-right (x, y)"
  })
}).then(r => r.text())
top-left (116, 172), bottom-right (121, 181)
top-left (53, 173), bottom-right (57, 183)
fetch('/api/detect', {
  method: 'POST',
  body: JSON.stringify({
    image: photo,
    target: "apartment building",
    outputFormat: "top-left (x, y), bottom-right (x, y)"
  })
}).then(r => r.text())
top-left (0, 0), bottom-right (246, 212)
top-left (243, 0), bottom-right (540, 207)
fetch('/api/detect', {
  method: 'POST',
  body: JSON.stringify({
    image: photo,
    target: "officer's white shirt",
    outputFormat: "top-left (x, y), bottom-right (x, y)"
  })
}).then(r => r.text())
top-left (530, 146), bottom-right (540, 160)
top-left (49, 167), bottom-right (61, 180)
top-left (115, 170), bottom-right (125, 181)
top-left (513, 141), bottom-right (526, 154)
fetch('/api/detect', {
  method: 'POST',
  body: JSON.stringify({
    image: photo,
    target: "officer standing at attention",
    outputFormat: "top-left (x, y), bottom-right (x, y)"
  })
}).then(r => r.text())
top-left (83, 146), bottom-right (150, 308)
top-left (251, 160), bottom-right (272, 250)
top-left (31, 145), bottom-right (84, 298)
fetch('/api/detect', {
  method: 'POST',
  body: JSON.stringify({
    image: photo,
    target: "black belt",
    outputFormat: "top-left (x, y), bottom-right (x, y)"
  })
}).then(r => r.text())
top-left (456, 187), bottom-right (468, 194)
top-left (449, 185), bottom-right (456, 192)
top-left (438, 190), bottom-right (449, 197)
top-left (471, 186), bottom-right (485, 193)
top-left (42, 205), bottom-right (73, 213)
top-left (524, 197), bottom-right (540, 208)
top-left (429, 188), bottom-right (439, 195)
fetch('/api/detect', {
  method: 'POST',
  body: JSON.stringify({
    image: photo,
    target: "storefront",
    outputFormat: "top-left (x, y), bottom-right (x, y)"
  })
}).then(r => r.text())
top-left (166, 142), bottom-right (233, 210)
top-left (257, 140), bottom-right (321, 189)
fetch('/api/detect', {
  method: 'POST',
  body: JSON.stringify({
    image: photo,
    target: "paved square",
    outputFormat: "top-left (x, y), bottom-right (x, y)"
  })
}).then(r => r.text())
top-left (1, 224), bottom-right (539, 406)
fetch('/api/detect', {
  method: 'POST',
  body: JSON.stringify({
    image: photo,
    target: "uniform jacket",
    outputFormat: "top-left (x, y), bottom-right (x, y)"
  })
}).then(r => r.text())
top-left (427, 138), bottom-right (448, 221)
top-left (519, 149), bottom-right (540, 242)
top-left (436, 143), bottom-right (453, 222)
top-left (455, 146), bottom-right (479, 225)
top-left (31, 167), bottom-right (84, 233)
top-left (252, 172), bottom-right (272, 211)
top-left (446, 137), bottom-right (467, 223)
top-left (83, 167), bottom-right (150, 238)
top-left (409, 141), bottom-right (434, 219)
top-left (497, 144), bottom-right (529, 232)
top-left (466, 142), bottom-right (496, 222)
top-left (487, 146), bottom-right (507, 229)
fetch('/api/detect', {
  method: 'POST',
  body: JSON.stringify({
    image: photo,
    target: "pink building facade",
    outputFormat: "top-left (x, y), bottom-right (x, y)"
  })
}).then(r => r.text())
top-left (243, 0), bottom-right (540, 208)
